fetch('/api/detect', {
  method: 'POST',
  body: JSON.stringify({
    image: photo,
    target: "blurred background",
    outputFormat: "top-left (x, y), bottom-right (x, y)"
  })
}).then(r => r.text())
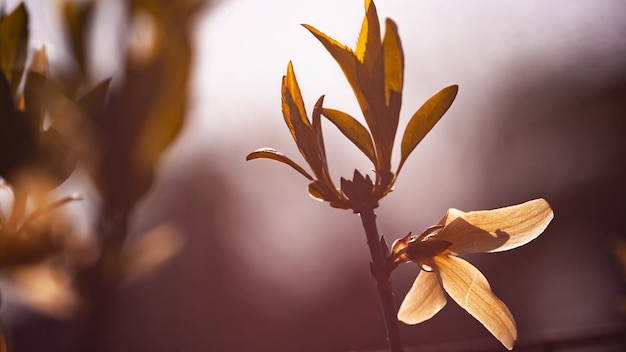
top-left (2, 0), bottom-right (626, 351)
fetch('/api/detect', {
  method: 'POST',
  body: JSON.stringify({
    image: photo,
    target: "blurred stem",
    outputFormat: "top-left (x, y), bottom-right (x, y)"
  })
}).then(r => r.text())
top-left (76, 207), bottom-right (128, 352)
top-left (358, 207), bottom-right (403, 352)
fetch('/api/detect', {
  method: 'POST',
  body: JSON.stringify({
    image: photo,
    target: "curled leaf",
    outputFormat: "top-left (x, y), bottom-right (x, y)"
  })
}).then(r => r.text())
top-left (246, 148), bottom-right (313, 181)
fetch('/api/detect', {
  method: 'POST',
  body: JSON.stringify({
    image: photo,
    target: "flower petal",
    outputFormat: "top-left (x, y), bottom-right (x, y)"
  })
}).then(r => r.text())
top-left (435, 255), bottom-right (517, 350)
top-left (437, 198), bottom-right (554, 254)
top-left (398, 270), bottom-right (447, 325)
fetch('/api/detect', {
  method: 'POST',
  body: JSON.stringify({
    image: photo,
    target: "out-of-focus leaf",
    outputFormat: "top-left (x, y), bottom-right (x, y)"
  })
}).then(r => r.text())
top-left (23, 46), bottom-right (47, 133)
top-left (120, 224), bottom-right (184, 284)
top-left (77, 78), bottom-right (111, 118)
top-left (6, 262), bottom-right (78, 319)
top-left (35, 129), bottom-right (77, 189)
top-left (246, 148), bottom-right (313, 181)
top-left (397, 85), bottom-right (458, 174)
top-left (63, 1), bottom-right (94, 75)
top-left (0, 2), bottom-right (28, 95)
top-left (436, 255), bottom-right (517, 350)
top-left (322, 107), bottom-right (376, 164)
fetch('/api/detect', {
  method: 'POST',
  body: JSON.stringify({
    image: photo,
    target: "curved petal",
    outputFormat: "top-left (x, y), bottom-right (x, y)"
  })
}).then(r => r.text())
top-left (246, 148), bottom-right (313, 181)
top-left (437, 198), bottom-right (554, 254)
top-left (435, 255), bottom-right (516, 350)
top-left (398, 270), bottom-right (447, 325)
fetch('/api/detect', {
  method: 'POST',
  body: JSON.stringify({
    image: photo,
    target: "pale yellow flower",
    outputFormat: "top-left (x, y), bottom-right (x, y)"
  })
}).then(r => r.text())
top-left (392, 198), bottom-right (554, 350)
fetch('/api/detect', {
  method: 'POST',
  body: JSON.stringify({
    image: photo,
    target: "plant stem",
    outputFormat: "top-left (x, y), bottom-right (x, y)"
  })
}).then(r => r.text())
top-left (75, 207), bottom-right (128, 352)
top-left (359, 207), bottom-right (403, 352)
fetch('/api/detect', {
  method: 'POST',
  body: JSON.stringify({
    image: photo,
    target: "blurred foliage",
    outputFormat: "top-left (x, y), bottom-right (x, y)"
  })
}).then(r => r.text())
top-left (0, 0), bottom-right (205, 350)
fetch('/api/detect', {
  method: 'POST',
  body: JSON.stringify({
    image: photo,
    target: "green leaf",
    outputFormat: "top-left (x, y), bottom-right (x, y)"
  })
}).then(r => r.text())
top-left (397, 85), bottom-right (458, 174)
top-left (246, 148), bottom-right (314, 181)
top-left (322, 108), bottom-right (376, 164)
top-left (0, 2), bottom-right (29, 95)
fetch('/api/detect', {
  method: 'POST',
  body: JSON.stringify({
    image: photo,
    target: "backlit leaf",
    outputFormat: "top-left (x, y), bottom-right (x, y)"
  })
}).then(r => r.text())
top-left (398, 85), bottom-right (458, 174)
top-left (322, 107), bottom-right (376, 164)
top-left (246, 148), bottom-right (313, 181)
top-left (382, 18), bottom-right (403, 107)
top-left (355, 0), bottom-right (381, 68)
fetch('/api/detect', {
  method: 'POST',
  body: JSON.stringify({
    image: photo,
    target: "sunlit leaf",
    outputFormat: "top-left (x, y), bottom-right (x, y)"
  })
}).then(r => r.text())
top-left (382, 18), bottom-right (403, 107)
top-left (302, 24), bottom-right (360, 103)
top-left (0, 2), bottom-right (28, 95)
top-left (397, 85), bottom-right (458, 174)
top-left (322, 108), bottom-right (376, 163)
top-left (355, 0), bottom-right (381, 67)
top-left (398, 270), bottom-right (447, 325)
top-left (436, 255), bottom-right (517, 350)
top-left (437, 198), bottom-right (554, 254)
top-left (246, 148), bottom-right (313, 181)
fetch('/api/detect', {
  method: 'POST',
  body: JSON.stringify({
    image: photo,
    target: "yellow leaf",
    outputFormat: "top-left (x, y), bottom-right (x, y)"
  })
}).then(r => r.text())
top-left (382, 19), bottom-right (403, 107)
top-left (322, 108), bottom-right (376, 163)
top-left (436, 255), bottom-right (517, 350)
top-left (246, 148), bottom-right (313, 181)
top-left (398, 85), bottom-right (458, 174)
top-left (355, 0), bottom-right (381, 67)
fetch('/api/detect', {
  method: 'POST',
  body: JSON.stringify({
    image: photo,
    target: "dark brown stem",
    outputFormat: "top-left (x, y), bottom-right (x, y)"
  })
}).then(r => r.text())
top-left (358, 207), bottom-right (403, 352)
top-left (75, 207), bottom-right (128, 352)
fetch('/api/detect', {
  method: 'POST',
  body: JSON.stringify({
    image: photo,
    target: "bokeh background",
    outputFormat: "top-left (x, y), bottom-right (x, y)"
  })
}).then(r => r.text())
top-left (2, 0), bottom-right (626, 351)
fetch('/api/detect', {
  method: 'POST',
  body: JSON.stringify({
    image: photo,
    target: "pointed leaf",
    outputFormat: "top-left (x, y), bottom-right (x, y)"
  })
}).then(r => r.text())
top-left (382, 19), bottom-right (403, 107)
top-left (398, 270), bottom-right (447, 325)
top-left (246, 148), bottom-right (313, 181)
top-left (398, 85), bottom-right (458, 173)
top-left (436, 255), bottom-right (517, 350)
top-left (282, 72), bottom-right (323, 177)
top-left (302, 24), bottom-right (361, 101)
top-left (322, 108), bottom-right (376, 163)
top-left (437, 198), bottom-right (554, 254)
top-left (0, 2), bottom-right (28, 95)
top-left (355, 0), bottom-right (381, 68)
